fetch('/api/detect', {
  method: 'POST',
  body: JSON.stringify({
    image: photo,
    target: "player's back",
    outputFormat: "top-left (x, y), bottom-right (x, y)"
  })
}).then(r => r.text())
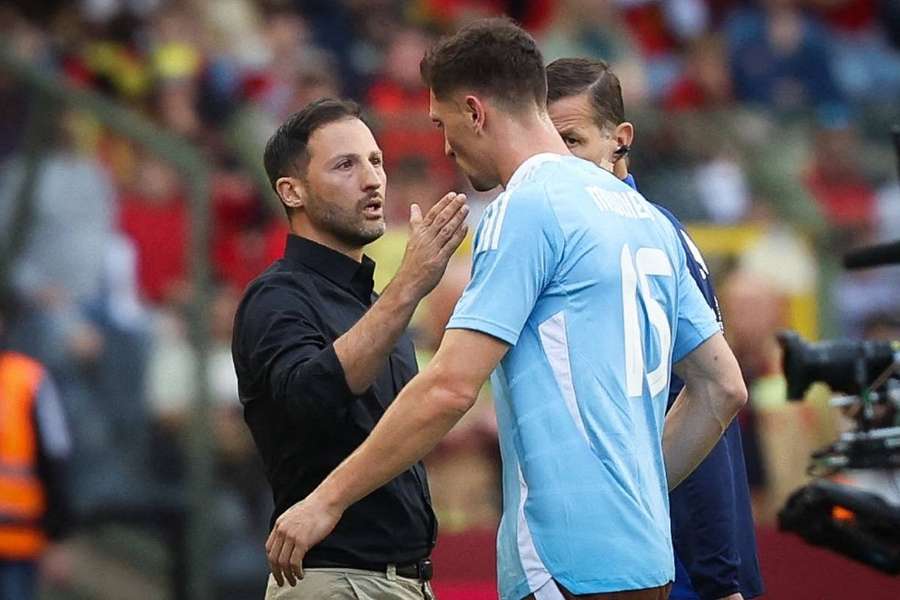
top-left (448, 153), bottom-right (720, 599)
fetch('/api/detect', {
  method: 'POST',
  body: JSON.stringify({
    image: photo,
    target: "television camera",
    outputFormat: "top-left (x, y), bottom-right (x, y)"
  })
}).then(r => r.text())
top-left (775, 125), bottom-right (900, 576)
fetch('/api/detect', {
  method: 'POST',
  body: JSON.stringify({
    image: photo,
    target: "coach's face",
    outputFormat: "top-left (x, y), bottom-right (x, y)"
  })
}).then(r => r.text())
top-left (299, 118), bottom-right (387, 249)
top-left (429, 91), bottom-right (499, 191)
top-left (548, 92), bottom-right (627, 172)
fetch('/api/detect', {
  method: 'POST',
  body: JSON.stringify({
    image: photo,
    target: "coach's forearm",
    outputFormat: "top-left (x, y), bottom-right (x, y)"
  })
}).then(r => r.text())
top-left (315, 365), bottom-right (476, 511)
top-left (332, 278), bottom-right (420, 394)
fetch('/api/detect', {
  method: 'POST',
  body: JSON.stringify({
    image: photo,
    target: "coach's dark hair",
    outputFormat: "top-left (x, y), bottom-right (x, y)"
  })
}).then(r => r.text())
top-left (420, 17), bottom-right (547, 110)
top-left (546, 58), bottom-right (625, 128)
top-left (263, 98), bottom-right (361, 218)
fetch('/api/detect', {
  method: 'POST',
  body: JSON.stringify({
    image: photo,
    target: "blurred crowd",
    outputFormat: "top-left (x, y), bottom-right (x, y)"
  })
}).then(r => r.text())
top-left (1, 0), bottom-right (899, 597)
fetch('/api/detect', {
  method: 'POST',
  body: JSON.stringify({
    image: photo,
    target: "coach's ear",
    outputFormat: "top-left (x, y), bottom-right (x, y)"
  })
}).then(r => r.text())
top-left (275, 176), bottom-right (306, 211)
top-left (615, 121), bottom-right (635, 149)
top-left (464, 95), bottom-right (486, 134)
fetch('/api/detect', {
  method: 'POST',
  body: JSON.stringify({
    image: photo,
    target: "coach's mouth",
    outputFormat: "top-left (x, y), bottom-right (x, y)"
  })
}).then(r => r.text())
top-left (362, 197), bottom-right (384, 219)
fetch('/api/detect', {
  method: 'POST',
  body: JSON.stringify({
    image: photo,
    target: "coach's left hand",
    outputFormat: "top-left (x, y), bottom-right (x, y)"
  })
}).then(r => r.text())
top-left (266, 494), bottom-right (343, 587)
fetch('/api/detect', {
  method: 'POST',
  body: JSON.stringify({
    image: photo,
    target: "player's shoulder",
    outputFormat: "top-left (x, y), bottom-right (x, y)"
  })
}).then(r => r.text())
top-left (509, 154), bottom-right (606, 206)
top-left (649, 201), bottom-right (687, 233)
top-left (502, 163), bottom-right (553, 214)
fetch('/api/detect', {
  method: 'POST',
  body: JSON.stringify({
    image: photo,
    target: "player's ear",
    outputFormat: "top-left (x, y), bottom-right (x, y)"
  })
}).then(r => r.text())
top-left (615, 121), bottom-right (635, 149)
top-left (275, 176), bottom-right (305, 211)
top-left (464, 95), bottom-right (486, 133)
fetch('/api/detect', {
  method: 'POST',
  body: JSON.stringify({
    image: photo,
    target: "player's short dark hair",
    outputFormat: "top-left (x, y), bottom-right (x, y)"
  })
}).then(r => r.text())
top-left (546, 58), bottom-right (625, 128)
top-left (420, 17), bottom-right (547, 111)
top-left (263, 98), bottom-right (361, 218)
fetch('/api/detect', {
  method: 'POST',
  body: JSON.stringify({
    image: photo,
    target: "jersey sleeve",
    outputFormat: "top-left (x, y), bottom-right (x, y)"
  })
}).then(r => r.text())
top-left (672, 241), bottom-right (721, 363)
top-left (446, 186), bottom-right (564, 346)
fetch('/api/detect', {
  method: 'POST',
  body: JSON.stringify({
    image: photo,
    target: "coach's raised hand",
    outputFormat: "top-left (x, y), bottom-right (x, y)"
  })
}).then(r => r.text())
top-left (395, 191), bottom-right (469, 299)
top-left (330, 191), bottom-right (467, 396)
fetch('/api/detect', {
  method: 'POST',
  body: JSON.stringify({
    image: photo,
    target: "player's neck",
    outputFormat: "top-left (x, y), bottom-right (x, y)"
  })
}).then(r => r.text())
top-left (495, 114), bottom-right (570, 189)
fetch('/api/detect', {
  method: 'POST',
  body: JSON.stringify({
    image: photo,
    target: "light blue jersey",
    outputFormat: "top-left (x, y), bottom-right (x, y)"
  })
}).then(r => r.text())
top-left (447, 153), bottom-right (720, 600)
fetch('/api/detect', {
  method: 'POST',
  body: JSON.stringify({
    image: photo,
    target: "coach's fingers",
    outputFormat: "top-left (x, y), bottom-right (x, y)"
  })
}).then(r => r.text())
top-left (442, 222), bottom-right (469, 257)
top-left (269, 560), bottom-right (283, 588)
top-left (409, 204), bottom-right (423, 231)
top-left (423, 192), bottom-right (459, 227)
top-left (288, 545), bottom-right (305, 583)
top-left (429, 194), bottom-right (465, 233)
top-left (437, 203), bottom-right (469, 242)
top-left (278, 538), bottom-right (297, 587)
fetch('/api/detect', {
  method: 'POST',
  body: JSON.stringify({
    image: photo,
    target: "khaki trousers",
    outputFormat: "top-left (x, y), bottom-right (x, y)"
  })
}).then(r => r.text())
top-left (265, 567), bottom-right (436, 600)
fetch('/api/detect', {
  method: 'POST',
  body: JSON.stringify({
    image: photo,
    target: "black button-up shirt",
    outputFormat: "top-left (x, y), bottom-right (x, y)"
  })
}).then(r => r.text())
top-left (232, 234), bottom-right (436, 568)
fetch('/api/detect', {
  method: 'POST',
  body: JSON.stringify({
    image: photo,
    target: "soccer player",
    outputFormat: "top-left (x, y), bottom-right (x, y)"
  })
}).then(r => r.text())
top-left (545, 57), bottom-right (763, 600)
top-left (266, 18), bottom-right (747, 600)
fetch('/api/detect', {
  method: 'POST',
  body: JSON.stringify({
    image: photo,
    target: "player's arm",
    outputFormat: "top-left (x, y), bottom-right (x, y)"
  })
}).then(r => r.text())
top-left (322, 328), bottom-right (505, 507)
top-left (665, 333), bottom-right (747, 490)
top-left (266, 328), bottom-right (507, 586)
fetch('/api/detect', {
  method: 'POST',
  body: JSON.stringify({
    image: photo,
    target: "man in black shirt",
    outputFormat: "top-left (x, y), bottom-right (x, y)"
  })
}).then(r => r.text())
top-left (231, 98), bottom-right (468, 598)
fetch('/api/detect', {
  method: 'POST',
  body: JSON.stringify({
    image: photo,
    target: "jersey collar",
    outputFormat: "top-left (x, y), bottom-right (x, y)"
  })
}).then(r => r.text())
top-left (506, 152), bottom-right (564, 190)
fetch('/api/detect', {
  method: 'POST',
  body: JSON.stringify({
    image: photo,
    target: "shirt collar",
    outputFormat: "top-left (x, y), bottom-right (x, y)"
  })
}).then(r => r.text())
top-left (505, 152), bottom-right (564, 190)
top-left (283, 235), bottom-right (375, 301)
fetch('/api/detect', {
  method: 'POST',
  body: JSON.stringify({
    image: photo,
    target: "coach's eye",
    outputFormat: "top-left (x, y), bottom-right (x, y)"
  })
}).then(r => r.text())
top-left (563, 136), bottom-right (580, 147)
top-left (337, 160), bottom-right (352, 170)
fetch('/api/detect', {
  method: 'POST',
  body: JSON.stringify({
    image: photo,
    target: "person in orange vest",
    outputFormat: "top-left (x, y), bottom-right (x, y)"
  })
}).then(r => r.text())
top-left (0, 297), bottom-right (72, 600)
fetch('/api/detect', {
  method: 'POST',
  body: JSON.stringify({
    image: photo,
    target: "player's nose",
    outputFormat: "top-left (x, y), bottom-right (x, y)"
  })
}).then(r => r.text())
top-left (445, 142), bottom-right (456, 159)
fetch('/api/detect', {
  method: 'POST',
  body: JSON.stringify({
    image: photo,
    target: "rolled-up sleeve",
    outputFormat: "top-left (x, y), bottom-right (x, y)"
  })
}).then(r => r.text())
top-left (238, 283), bottom-right (354, 423)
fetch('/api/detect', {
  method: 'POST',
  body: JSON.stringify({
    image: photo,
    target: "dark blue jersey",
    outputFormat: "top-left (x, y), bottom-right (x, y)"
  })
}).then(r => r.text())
top-left (624, 174), bottom-right (764, 599)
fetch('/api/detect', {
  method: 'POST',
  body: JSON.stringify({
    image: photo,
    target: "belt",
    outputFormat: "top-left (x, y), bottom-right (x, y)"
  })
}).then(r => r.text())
top-left (305, 557), bottom-right (434, 581)
top-left (393, 558), bottom-right (433, 581)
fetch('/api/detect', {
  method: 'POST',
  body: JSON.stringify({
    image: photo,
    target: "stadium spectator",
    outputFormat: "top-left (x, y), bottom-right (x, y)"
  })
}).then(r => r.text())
top-left (118, 153), bottom-right (189, 306)
top-left (804, 116), bottom-right (877, 234)
top-left (664, 34), bottom-right (733, 112)
top-left (0, 297), bottom-right (72, 600)
top-left (726, 0), bottom-right (844, 113)
top-left (367, 27), bottom-right (450, 181)
top-left (0, 110), bottom-right (116, 372)
top-left (0, 107), bottom-right (152, 524)
top-left (541, 0), bottom-right (650, 105)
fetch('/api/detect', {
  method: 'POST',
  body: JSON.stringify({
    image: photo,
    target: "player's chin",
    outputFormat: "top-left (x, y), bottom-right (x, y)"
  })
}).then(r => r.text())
top-left (467, 173), bottom-right (498, 192)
